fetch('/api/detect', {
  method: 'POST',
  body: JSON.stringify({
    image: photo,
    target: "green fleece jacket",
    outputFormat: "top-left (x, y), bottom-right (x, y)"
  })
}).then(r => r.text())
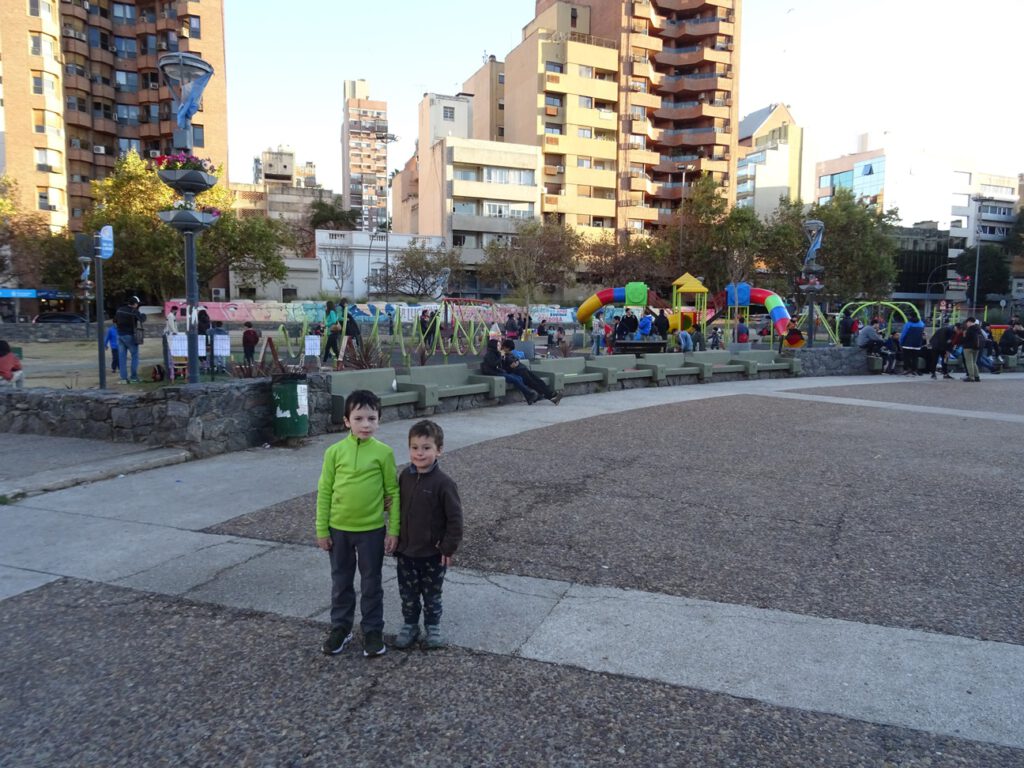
top-left (316, 434), bottom-right (400, 538)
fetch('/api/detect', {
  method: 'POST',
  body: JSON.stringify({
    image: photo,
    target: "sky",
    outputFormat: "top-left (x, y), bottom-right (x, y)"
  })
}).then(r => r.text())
top-left (223, 0), bottom-right (1024, 198)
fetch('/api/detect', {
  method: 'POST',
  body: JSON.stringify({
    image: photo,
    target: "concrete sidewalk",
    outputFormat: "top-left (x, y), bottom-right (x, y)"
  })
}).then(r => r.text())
top-left (2, 373), bottom-right (1023, 761)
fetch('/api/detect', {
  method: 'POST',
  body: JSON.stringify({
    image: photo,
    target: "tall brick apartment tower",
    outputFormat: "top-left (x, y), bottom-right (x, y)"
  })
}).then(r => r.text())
top-left (340, 79), bottom-right (389, 232)
top-left (529, 0), bottom-right (740, 236)
top-left (0, 0), bottom-right (227, 233)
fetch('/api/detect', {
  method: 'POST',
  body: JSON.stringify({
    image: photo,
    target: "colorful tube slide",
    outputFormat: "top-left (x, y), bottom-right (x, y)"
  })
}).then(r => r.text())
top-left (711, 286), bottom-right (791, 337)
top-left (577, 287), bottom-right (625, 324)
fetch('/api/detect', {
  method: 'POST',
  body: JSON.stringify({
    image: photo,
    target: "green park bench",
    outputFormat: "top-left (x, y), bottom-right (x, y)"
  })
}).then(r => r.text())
top-left (529, 357), bottom-right (605, 391)
top-left (399, 363), bottom-right (505, 406)
top-left (682, 351), bottom-right (756, 381)
top-left (637, 352), bottom-right (704, 384)
top-left (329, 367), bottom-right (423, 423)
top-left (582, 354), bottom-right (657, 387)
top-left (733, 350), bottom-right (802, 376)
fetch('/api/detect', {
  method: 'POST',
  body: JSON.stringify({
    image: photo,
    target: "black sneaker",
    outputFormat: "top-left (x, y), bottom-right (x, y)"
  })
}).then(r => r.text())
top-left (525, 392), bottom-right (538, 405)
top-left (550, 392), bottom-right (562, 406)
top-left (321, 627), bottom-right (353, 656)
top-left (363, 630), bottom-right (386, 657)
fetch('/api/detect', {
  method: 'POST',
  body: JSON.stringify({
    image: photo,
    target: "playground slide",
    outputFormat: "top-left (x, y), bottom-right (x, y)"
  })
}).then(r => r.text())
top-left (709, 286), bottom-right (791, 337)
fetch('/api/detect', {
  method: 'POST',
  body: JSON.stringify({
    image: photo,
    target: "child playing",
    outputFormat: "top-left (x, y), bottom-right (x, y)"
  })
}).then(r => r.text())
top-left (316, 390), bottom-right (400, 658)
top-left (241, 322), bottom-right (260, 366)
top-left (393, 420), bottom-right (463, 650)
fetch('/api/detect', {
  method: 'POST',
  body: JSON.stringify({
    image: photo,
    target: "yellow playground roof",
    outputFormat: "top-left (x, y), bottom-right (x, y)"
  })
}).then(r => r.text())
top-left (672, 273), bottom-right (708, 294)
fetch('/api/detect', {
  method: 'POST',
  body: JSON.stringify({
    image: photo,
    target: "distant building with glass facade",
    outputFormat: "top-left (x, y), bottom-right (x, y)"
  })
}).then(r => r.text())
top-left (816, 149), bottom-right (885, 208)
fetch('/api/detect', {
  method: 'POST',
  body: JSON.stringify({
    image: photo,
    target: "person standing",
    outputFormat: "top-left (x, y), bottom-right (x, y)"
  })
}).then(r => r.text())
top-left (961, 317), bottom-right (982, 382)
top-left (242, 322), bottom-right (261, 366)
top-left (316, 390), bottom-right (400, 658)
top-left (393, 421), bottom-right (464, 651)
top-left (928, 323), bottom-right (955, 379)
top-left (322, 301), bottom-right (341, 364)
top-left (838, 309), bottom-right (855, 347)
top-left (899, 312), bottom-right (926, 376)
top-left (590, 310), bottom-right (605, 356)
top-left (654, 309), bottom-right (670, 340)
top-left (114, 296), bottom-right (146, 384)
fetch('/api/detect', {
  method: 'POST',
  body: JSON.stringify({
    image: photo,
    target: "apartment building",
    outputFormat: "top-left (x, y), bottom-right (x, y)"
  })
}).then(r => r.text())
top-left (316, 230), bottom-right (444, 300)
top-left (735, 103), bottom-right (807, 218)
top-left (462, 55), bottom-right (506, 142)
top-left (948, 169), bottom-right (1020, 302)
top-left (506, 0), bottom-right (741, 236)
top-left (340, 79), bottom-right (388, 232)
top-left (0, 0), bottom-right (227, 234)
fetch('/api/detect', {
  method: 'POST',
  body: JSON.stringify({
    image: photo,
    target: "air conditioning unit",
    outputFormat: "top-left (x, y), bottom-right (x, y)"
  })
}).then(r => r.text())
top-left (149, 82), bottom-right (159, 89)
top-left (211, 288), bottom-right (226, 301)
top-left (93, 145), bottom-right (106, 154)
top-left (158, 42), bottom-right (168, 50)
top-left (180, 26), bottom-right (190, 38)
top-left (148, 149), bottom-right (160, 158)
top-left (46, 204), bottom-right (58, 211)
top-left (556, 165), bottom-right (565, 172)
top-left (109, 45), bottom-right (118, 54)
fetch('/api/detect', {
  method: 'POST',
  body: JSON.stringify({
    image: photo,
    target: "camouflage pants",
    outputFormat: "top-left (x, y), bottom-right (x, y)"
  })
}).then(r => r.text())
top-left (396, 553), bottom-right (446, 626)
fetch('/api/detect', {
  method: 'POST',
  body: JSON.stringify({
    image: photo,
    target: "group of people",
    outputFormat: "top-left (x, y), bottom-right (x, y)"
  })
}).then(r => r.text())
top-left (321, 299), bottom-right (362, 365)
top-left (857, 313), bottom-right (1022, 380)
top-left (318, 394), bottom-right (462, 656)
top-left (481, 337), bottom-right (562, 405)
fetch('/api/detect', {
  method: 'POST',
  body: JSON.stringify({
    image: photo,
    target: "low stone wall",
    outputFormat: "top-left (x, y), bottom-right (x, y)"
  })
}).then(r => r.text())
top-left (791, 346), bottom-right (869, 377)
top-left (0, 375), bottom-right (342, 458)
top-left (0, 323), bottom-right (99, 343)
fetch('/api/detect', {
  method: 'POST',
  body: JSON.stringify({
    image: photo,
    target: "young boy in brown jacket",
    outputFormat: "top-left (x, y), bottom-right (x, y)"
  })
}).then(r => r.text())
top-left (393, 420), bottom-right (463, 650)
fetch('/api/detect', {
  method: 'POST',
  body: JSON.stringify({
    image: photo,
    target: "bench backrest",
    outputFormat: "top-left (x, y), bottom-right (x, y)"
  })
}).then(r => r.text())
top-left (405, 363), bottom-right (472, 386)
top-left (685, 351), bottom-right (735, 364)
top-left (585, 354), bottom-right (642, 371)
top-left (329, 368), bottom-right (398, 396)
top-left (532, 357), bottom-right (587, 374)
top-left (640, 352), bottom-right (688, 366)
top-left (734, 351), bottom-right (780, 363)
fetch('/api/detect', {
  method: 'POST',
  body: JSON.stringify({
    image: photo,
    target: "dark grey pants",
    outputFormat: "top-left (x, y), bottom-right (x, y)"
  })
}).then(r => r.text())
top-left (329, 527), bottom-right (385, 633)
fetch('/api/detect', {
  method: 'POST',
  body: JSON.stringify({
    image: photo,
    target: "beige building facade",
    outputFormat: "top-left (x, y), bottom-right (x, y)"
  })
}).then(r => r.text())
top-left (340, 79), bottom-right (388, 232)
top-left (0, 0), bottom-right (228, 234)
top-left (462, 56), bottom-right (506, 142)
top-left (735, 103), bottom-right (807, 218)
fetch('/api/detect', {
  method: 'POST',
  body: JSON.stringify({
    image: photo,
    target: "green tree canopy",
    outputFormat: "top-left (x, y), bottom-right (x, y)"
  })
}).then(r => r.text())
top-left (368, 239), bottom-right (463, 299)
top-left (481, 217), bottom-right (583, 308)
top-left (585, 230), bottom-right (672, 290)
top-left (0, 175), bottom-right (74, 290)
top-left (955, 244), bottom-right (1011, 299)
top-left (759, 195), bottom-right (808, 296)
top-left (83, 151), bottom-right (289, 302)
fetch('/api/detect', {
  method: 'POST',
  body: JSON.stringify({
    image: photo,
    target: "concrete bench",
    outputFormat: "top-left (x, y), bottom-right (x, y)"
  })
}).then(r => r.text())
top-left (583, 354), bottom-right (657, 387)
top-left (329, 367), bottom-right (423, 423)
top-left (733, 350), bottom-right (802, 376)
top-left (530, 357), bottom-right (604, 390)
top-left (637, 352), bottom-right (703, 384)
top-left (682, 351), bottom-right (755, 381)
top-left (400, 363), bottom-right (505, 404)
top-left (865, 354), bottom-right (884, 374)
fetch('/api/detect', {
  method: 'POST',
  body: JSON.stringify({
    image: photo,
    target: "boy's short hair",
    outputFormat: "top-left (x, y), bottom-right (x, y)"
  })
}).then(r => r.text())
top-left (500, 339), bottom-right (515, 350)
top-left (244, 321), bottom-right (253, 328)
top-left (408, 419), bottom-right (444, 449)
top-left (344, 389), bottom-right (381, 419)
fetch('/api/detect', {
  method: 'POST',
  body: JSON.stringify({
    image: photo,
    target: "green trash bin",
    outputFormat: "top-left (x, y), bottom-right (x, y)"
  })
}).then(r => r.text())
top-left (272, 373), bottom-right (309, 438)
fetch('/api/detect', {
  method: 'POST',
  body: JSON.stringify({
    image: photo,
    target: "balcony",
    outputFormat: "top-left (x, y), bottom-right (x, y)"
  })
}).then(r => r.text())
top-left (631, 0), bottom-right (666, 29)
top-left (92, 116), bottom-right (118, 135)
top-left (655, 44), bottom-right (731, 68)
top-left (62, 35), bottom-right (89, 57)
top-left (654, 98), bottom-right (730, 121)
top-left (62, 0), bottom-right (89, 21)
top-left (68, 181), bottom-right (91, 198)
top-left (65, 109), bottom-right (92, 129)
top-left (627, 27), bottom-right (664, 52)
top-left (630, 174), bottom-right (656, 194)
top-left (663, 16), bottom-right (735, 40)
top-left (90, 46), bottom-right (115, 67)
top-left (658, 125), bottom-right (730, 148)
top-left (657, 0), bottom-right (734, 11)
top-left (622, 145), bottom-right (661, 165)
top-left (618, 200), bottom-right (660, 221)
top-left (626, 90), bottom-right (661, 110)
top-left (659, 72), bottom-right (732, 94)
top-left (452, 213), bottom-right (518, 234)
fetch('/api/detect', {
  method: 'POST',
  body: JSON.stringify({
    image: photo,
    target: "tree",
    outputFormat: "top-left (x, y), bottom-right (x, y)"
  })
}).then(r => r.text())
top-left (955, 245), bottom-right (1011, 300)
top-left (84, 151), bottom-right (288, 301)
top-left (759, 195), bottom-right (808, 296)
top-left (675, 173), bottom-right (729, 290)
top-left (480, 217), bottom-right (583, 308)
top-left (585, 230), bottom-right (671, 290)
top-left (717, 206), bottom-right (766, 318)
top-left (0, 175), bottom-right (74, 291)
top-left (369, 239), bottom-right (463, 299)
top-left (806, 187), bottom-right (898, 300)
top-left (290, 194), bottom-right (360, 258)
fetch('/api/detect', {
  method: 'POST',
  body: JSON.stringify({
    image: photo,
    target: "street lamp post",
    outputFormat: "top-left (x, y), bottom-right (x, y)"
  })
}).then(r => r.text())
top-left (924, 261), bottom-right (957, 316)
top-left (375, 129), bottom-right (398, 303)
top-left (368, 232), bottom-right (386, 298)
top-left (970, 195), bottom-right (991, 311)
top-left (676, 162), bottom-right (696, 262)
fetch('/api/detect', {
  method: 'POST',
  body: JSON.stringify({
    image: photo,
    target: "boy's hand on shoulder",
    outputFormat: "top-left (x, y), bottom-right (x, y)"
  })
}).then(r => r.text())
top-left (317, 536), bottom-right (332, 551)
top-left (384, 535), bottom-right (397, 555)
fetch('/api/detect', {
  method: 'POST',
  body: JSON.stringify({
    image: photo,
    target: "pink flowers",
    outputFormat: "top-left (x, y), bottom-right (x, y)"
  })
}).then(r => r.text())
top-left (154, 153), bottom-right (216, 173)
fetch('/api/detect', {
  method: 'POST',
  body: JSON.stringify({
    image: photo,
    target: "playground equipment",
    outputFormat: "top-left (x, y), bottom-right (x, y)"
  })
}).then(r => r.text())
top-left (708, 284), bottom-right (792, 338)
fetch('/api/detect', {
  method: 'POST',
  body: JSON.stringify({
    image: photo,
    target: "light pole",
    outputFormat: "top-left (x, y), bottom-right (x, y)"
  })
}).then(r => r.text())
top-left (155, 52), bottom-right (216, 385)
top-left (970, 195), bottom-right (991, 311)
top-left (676, 162), bottom-right (696, 262)
top-left (368, 232), bottom-right (386, 298)
top-left (375, 128), bottom-right (398, 303)
top-left (924, 261), bottom-right (956, 315)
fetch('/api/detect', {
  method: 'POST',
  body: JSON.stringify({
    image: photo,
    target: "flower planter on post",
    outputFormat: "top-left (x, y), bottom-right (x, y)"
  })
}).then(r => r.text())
top-left (157, 166), bottom-right (219, 384)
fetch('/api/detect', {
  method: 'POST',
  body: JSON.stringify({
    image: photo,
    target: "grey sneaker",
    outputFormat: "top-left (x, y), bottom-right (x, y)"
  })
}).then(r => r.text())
top-left (424, 624), bottom-right (444, 650)
top-left (394, 623), bottom-right (422, 650)
top-left (363, 630), bottom-right (386, 657)
top-left (321, 627), bottom-right (353, 656)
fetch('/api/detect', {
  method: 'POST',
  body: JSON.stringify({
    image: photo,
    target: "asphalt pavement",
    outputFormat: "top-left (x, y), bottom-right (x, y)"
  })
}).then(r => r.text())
top-left (2, 373), bottom-right (1023, 766)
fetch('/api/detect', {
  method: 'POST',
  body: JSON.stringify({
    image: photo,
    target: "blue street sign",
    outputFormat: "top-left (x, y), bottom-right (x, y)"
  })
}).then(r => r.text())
top-left (0, 288), bottom-right (37, 299)
top-left (98, 225), bottom-right (114, 259)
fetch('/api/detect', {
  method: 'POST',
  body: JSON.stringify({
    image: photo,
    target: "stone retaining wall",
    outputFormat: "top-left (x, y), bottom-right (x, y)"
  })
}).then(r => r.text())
top-left (0, 348), bottom-right (872, 456)
top-left (0, 323), bottom-right (99, 343)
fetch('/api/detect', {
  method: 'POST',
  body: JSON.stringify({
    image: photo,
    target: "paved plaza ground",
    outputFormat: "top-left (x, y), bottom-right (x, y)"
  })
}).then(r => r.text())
top-left (1, 374), bottom-right (1023, 766)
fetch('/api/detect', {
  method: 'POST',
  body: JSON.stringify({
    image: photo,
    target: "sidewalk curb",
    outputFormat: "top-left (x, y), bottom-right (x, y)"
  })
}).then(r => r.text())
top-left (0, 447), bottom-right (192, 500)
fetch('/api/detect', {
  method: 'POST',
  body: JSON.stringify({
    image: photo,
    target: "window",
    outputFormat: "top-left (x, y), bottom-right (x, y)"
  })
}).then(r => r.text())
top-left (485, 202), bottom-right (510, 218)
top-left (117, 137), bottom-right (141, 154)
top-left (545, 94), bottom-right (563, 108)
top-left (114, 36), bottom-right (138, 58)
top-left (497, 72), bottom-right (505, 84)
top-left (30, 33), bottom-right (57, 58)
top-left (498, 127), bottom-right (504, 137)
top-left (115, 70), bottom-right (140, 91)
top-left (454, 167), bottom-right (479, 181)
top-left (545, 61), bottom-right (564, 73)
top-left (577, 127), bottom-right (592, 139)
top-left (112, 3), bottom-right (136, 22)
top-left (578, 65), bottom-right (593, 78)
top-left (819, 175), bottom-right (831, 189)
top-left (579, 95), bottom-right (593, 109)
top-left (35, 147), bottom-right (61, 171)
top-left (544, 123), bottom-right (563, 135)
top-left (453, 199), bottom-right (477, 215)
top-left (189, 16), bottom-right (201, 39)
top-left (282, 288), bottom-right (298, 302)
top-left (497, 99), bottom-right (504, 111)
top-left (116, 104), bottom-right (140, 124)
top-left (442, 106), bottom-right (455, 121)
top-left (29, 0), bottom-right (54, 18)
top-left (192, 125), bottom-right (205, 147)
top-left (577, 157), bottom-right (592, 168)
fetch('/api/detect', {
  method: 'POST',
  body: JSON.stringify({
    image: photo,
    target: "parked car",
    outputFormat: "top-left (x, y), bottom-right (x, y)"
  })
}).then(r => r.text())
top-left (32, 312), bottom-right (88, 324)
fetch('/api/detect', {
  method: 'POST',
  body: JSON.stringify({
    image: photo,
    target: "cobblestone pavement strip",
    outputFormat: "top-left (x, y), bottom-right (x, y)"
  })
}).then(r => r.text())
top-left (2, 580), bottom-right (1021, 768)
top-left (209, 394), bottom-right (1024, 645)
